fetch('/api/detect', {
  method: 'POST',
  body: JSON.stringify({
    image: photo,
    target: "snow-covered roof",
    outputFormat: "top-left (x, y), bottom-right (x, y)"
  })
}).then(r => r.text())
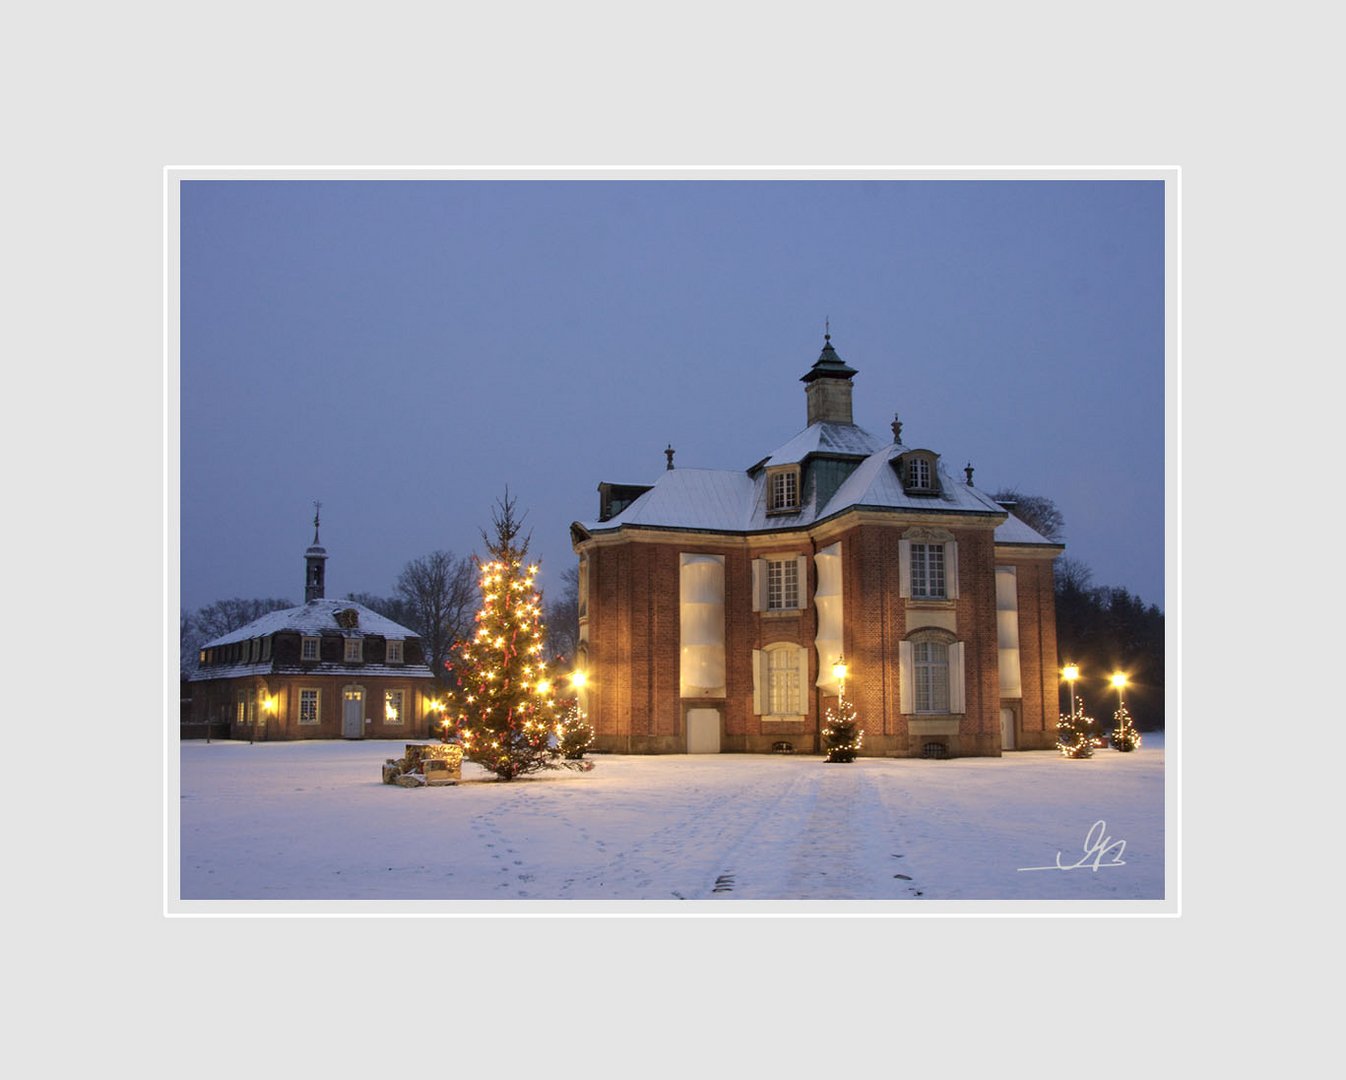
top-left (993, 511), bottom-right (1062, 547)
top-left (577, 425), bottom-right (1055, 540)
top-left (757, 421), bottom-right (883, 468)
top-left (200, 598), bottom-right (423, 649)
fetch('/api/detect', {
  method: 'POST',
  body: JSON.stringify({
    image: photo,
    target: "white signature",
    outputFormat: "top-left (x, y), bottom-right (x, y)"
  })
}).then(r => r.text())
top-left (1017, 820), bottom-right (1126, 872)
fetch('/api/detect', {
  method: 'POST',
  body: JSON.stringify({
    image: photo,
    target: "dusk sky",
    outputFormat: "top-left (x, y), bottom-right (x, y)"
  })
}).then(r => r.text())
top-left (178, 177), bottom-right (1165, 616)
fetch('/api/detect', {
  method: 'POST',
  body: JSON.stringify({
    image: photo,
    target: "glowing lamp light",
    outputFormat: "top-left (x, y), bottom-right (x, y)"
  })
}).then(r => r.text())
top-left (570, 671), bottom-right (587, 690)
top-left (1062, 664), bottom-right (1080, 683)
top-left (1110, 673), bottom-right (1128, 690)
top-left (536, 679), bottom-right (552, 696)
top-left (832, 657), bottom-right (848, 684)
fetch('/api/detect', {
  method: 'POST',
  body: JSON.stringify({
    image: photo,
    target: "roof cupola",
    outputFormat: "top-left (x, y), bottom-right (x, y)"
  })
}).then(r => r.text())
top-left (799, 325), bottom-right (858, 425)
top-left (305, 501), bottom-right (328, 602)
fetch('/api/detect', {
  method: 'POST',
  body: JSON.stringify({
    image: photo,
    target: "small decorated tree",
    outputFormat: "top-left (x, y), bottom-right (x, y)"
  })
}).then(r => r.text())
top-left (555, 699), bottom-right (595, 760)
top-left (1057, 699), bottom-right (1098, 759)
top-left (822, 691), bottom-right (863, 763)
top-left (444, 492), bottom-right (561, 780)
top-left (1109, 704), bottom-right (1142, 752)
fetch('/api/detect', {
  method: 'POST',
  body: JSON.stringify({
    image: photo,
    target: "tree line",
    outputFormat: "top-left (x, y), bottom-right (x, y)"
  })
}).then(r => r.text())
top-left (996, 488), bottom-right (1164, 731)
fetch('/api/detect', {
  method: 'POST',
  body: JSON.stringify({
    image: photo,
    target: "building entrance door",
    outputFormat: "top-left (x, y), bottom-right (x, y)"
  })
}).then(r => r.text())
top-left (686, 708), bottom-right (721, 753)
top-left (343, 687), bottom-right (365, 739)
top-left (1000, 707), bottom-right (1016, 750)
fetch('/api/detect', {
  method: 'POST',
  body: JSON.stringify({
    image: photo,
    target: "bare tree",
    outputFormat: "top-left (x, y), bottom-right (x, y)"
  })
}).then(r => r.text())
top-left (395, 551), bottom-right (476, 685)
top-left (992, 488), bottom-right (1066, 543)
top-left (545, 563), bottom-right (581, 669)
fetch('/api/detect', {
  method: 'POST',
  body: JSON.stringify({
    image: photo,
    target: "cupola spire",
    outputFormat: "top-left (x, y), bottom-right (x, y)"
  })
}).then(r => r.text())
top-left (800, 325), bottom-right (858, 425)
top-left (305, 501), bottom-right (328, 602)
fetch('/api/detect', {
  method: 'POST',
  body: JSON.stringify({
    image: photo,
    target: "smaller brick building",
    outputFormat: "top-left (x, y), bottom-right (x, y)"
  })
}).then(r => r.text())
top-left (188, 521), bottom-right (437, 740)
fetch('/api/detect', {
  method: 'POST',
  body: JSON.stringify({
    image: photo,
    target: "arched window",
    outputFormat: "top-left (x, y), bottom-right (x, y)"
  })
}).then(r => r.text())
top-left (899, 629), bottom-right (966, 716)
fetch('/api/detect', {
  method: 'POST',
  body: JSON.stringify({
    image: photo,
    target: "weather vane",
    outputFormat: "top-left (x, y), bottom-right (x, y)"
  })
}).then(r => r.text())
top-left (313, 500), bottom-right (322, 543)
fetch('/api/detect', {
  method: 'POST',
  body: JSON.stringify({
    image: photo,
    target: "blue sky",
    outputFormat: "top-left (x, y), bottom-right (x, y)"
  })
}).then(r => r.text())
top-left (179, 177), bottom-right (1165, 613)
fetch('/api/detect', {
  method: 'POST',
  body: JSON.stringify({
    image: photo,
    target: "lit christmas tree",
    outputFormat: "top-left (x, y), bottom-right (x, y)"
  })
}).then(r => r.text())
top-left (1109, 704), bottom-right (1142, 752)
top-left (822, 691), bottom-right (863, 763)
top-left (555, 699), bottom-right (595, 763)
top-left (444, 492), bottom-right (561, 780)
top-left (1056, 699), bottom-right (1098, 759)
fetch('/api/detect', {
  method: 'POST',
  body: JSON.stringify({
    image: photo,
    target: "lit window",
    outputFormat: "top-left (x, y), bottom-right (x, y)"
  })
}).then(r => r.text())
top-left (384, 689), bottom-right (404, 725)
top-left (301, 636), bottom-right (320, 661)
top-left (344, 638), bottom-right (363, 663)
top-left (767, 467), bottom-right (801, 514)
top-left (767, 647), bottom-right (801, 716)
top-left (299, 688), bottom-right (320, 724)
top-left (914, 641), bottom-right (949, 713)
top-left (386, 640), bottom-right (403, 664)
top-left (910, 543), bottom-right (946, 599)
top-left (767, 558), bottom-right (800, 610)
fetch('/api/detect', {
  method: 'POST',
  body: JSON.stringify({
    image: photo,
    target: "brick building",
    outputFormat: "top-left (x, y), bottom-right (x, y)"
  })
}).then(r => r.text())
top-left (188, 518), bottom-right (438, 740)
top-left (569, 334), bottom-right (1064, 757)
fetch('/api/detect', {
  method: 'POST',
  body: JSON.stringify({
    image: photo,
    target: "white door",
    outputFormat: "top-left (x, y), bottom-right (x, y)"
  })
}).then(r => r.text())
top-left (1000, 707), bottom-right (1016, 750)
top-left (343, 687), bottom-right (365, 739)
top-left (686, 708), bottom-right (720, 754)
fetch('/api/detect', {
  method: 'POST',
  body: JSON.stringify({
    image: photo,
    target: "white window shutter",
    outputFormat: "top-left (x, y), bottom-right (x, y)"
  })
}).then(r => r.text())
top-left (752, 649), bottom-right (764, 714)
top-left (898, 540), bottom-right (912, 598)
top-left (899, 640), bottom-right (914, 713)
top-left (949, 642), bottom-right (966, 713)
top-left (795, 554), bottom-right (809, 609)
top-left (796, 644), bottom-right (810, 708)
top-left (946, 541), bottom-right (960, 598)
top-left (751, 559), bottom-right (766, 612)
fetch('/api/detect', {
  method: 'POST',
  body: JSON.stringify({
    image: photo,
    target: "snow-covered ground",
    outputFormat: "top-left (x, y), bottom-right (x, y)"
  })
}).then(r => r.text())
top-left (174, 736), bottom-right (1167, 911)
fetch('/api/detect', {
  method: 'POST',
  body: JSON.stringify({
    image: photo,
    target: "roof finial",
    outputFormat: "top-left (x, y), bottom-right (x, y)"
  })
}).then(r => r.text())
top-left (891, 414), bottom-right (903, 444)
top-left (313, 500), bottom-right (322, 544)
top-left (665, 444), bottom-right (675, 470)
top-left (965, 462), bottom-right (975, 485)
top-left (824, 315), bottom-right (830, 342)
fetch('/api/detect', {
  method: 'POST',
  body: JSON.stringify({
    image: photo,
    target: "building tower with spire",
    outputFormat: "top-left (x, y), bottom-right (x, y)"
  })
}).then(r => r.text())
top-left (305, 501), bottom-right (327, 602)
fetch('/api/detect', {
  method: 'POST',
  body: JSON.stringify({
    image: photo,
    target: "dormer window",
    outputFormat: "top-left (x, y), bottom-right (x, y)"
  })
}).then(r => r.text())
top-left (386, 640), bottom-right (403, 664)
top-left (896, 450), bottom-right (941, 496)
top-left (301, 636), bottom-right (320, 661)
top-left (766, 465), bottom-right (801, 515)
top-left (344, 638), bottom-right (363, 663)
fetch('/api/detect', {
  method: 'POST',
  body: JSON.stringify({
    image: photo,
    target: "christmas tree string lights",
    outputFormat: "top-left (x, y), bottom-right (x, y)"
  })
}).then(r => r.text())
top-left (444, 493), bottom-right (562, 780)
top-left (822, 690), bottom-right (863, 763)
top-left (1109, 704), bottom-right (1141, 752)
top-left (1056, 698), bottom-right (1098, 759)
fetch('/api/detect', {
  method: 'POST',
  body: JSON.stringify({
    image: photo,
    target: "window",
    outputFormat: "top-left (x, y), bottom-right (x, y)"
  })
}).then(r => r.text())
top-left (767, 558), bottom-right (799, 610)
top-left (895, 450), bottom-right (941, 495)
top-left (910, 543), bottom-right (946, 599)
top-left (299, 688), bottom-right (320, 724)
top-left (384, 689), bottom-right (404, 725)
top-left (900, 532), bottom-right (958, 600)
top-left (301, 636), bottom-right (320, 661)
top-left (386, 640), bottom-right (403, 664)
top-left (236, 688), bottom-right (256, 725)
top-left (767, 647), bottom-right (802, 716)
top-left (344, 638), bottom-right (363, 663)
top-left (899, 635), bottom-right (965, 716)
top-left (766, 466), bottom-right (801, 514)
top-left (913, 640), bottom-right (950, 713)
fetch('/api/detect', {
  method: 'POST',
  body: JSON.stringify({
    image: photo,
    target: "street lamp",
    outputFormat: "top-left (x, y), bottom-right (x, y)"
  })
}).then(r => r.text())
top-left (255, 692), bottom-right (276, 744)
top-left (1110, 672), bottom-right (1128, 710)
top-left (1062, 663), bottom-right (1080, 715)
top-left (569, 670), bottom-right (587, 690)
top-left (832, 656), bottom-right (848, 697)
